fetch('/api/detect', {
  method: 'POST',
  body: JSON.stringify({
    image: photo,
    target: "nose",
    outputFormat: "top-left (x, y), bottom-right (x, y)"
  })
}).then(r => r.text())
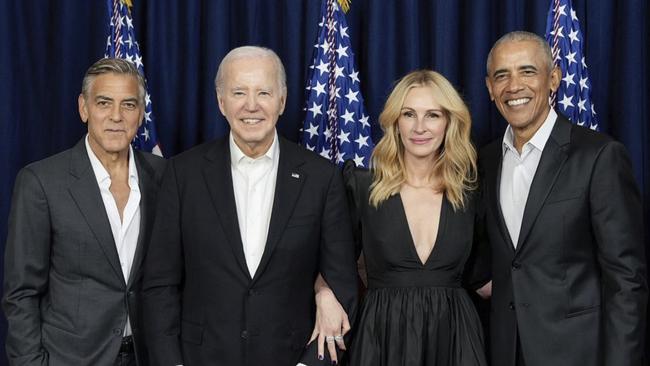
top-left (244, 94), bottom-right (259, 111)
top-left (506, 74), bottom-right (524, 94)
top-left (413, 116), bottom-right (426, 133)
top-left (110, 104), bottom-right (123, 122)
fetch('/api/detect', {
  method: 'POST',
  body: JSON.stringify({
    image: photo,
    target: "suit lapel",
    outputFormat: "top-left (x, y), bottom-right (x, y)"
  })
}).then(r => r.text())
top-left (202, 139), bottom-right (251, 280)
top-left (127, 152), bottom-right (155, 287)
top-left (67, 139), bottom-right (125, 285)
top-left (485, 142), bottom-right (516, 253)
top-left (495, 155), bottom-right (517, 252)
top-left (515, 116), bottom-right (571, 251)
top-left (252, 138), bottom-right (306, 284)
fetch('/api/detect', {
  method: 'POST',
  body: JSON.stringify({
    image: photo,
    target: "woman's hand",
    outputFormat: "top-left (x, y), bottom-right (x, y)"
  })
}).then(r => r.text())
top-left (476, 280), bottom-right (492, 299)
top-left (309, 275), bottom-right (350, 364)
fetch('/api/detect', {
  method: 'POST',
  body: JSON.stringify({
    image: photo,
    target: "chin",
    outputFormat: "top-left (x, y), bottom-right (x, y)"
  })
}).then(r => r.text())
top-left (238, 134), bottom-right (265, 144)
top-left (104, 142), bottom-right (131, 153)
top-left (507, 119), bottom-right (533, 129)
top-left (405, 150), bottom-right (438, 161)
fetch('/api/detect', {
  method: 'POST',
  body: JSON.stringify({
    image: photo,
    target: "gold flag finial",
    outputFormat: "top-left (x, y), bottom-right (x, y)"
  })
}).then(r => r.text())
top-left (337, 0), bottom-right (350, 13)
top-left (121, 0), bottom-right (133, 8)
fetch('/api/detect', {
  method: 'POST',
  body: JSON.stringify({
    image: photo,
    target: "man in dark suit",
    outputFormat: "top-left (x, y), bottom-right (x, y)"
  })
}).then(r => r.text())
top-left (480, 30), bottom-right (647, 366)
top-left (141, 46), bottom-right (358, 366)
top-left (2, 58), bottom-right (166, 366)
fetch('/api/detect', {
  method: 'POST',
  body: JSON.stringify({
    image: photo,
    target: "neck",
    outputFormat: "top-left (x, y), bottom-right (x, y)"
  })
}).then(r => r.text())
top-left (512, 107), bottom-right (551, 153)
top-left (234, 136), bottom-right (274, 159)
top-left (88, 140), bottom-right (129, 175)
top-left (403, 154), bottom-right (437, 188)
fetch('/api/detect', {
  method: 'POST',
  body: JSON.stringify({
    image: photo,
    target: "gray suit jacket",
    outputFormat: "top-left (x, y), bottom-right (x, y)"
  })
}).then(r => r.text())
top-left (3, 138), bottom-right (166, 366)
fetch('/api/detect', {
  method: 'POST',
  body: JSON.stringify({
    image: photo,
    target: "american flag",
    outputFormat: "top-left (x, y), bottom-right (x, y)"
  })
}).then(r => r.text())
top-left (545, 0), bottom-right (599, 131)
top-left (301, 0), bottom-right (373, 168)
top-left (105, 0), bottom-right (163, 155)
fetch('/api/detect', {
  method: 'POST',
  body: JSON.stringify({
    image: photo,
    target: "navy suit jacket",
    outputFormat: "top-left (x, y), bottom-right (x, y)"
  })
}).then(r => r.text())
top-left (142, 136), bottom-right (358, 366)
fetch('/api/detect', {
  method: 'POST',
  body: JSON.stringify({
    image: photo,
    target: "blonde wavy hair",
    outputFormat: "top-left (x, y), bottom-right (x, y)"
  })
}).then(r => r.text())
top-left (369, 70), bottom-right (477, 211)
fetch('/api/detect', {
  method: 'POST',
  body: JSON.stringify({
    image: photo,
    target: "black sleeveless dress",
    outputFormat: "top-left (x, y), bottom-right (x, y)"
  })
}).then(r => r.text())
top-left (344, 163), bottom-right (487, 366)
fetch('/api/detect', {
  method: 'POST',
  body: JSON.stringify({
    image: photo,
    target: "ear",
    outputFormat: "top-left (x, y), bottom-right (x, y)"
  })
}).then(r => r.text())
top-left (278, 93), bottom-right (286, 116)
top-left (78, 94), bottom-right (89, 123)
top-left (549, 66), bottom-right (561, 93)
top-left (138, 106), bottom-right (144, 127)
top-left (485, 76), bottom-right (495, 101)
top-left (217, 93), bottom-right (226, 116)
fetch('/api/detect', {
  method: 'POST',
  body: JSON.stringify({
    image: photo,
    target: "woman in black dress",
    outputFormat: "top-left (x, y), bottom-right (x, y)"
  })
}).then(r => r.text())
top-left (322, 69), bottom-right (488, 366)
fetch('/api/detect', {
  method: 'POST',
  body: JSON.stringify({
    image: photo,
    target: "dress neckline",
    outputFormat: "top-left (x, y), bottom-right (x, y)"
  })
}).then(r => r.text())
top-left (396, 192), bottom-right (447, 267)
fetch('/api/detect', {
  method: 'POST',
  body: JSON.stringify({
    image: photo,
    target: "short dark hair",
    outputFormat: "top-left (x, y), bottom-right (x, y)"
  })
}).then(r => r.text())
top-left (486, 31), bottom-right (554, 75)
top-left (81, 58), bottom-right (146, 104)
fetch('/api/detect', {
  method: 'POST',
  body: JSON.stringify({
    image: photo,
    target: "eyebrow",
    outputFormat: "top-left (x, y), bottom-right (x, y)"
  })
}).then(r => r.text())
top-left (491, 68), bottom-right (509, 77)
top-left (519, 65), bottom-right (538, 72)
top-left (492, 64), bottom-right (538, 77)
top-left (232, 86), bottom-right (273, 90)
top-left (400, 107), bottom-right (443, 113)
top-left (94, 95), bottom-right (139, 104)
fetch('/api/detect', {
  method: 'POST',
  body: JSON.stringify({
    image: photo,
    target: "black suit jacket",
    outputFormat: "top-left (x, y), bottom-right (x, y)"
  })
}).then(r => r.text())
top-left (479, 115), bottom-right (647, 366)
top-left (141, 136), bottom-right (358, 366)
top-left (2, 138), bottom-right (166, 366)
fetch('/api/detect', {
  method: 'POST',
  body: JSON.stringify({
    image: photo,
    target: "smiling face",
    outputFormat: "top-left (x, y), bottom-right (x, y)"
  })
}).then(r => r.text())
top-left (486, 39), bottom-right (560, 141)
top-left (217, 56), bottom-right (286, 158)
top-left (397, 85), bottom-right (448, 163)
top-left (78, 73), bottom-right (143, 160)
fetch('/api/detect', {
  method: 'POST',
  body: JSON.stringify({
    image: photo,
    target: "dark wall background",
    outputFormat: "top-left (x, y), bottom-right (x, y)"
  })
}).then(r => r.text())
top-left (1, 0), bottom-right (648, 364)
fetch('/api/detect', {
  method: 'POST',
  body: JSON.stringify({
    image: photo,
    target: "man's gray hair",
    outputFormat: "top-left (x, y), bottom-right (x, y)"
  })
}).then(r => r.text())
top-left (214, 46), bottom-right (287, 95)
top-left (81, 58), bottom-right (146, 104)
top-left (486, 31), bottom-right (554, 74)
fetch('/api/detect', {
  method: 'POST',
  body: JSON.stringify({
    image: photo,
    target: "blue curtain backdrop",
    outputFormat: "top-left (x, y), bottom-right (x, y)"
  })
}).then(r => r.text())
top-left (0, 0), bottom-right (648, 363)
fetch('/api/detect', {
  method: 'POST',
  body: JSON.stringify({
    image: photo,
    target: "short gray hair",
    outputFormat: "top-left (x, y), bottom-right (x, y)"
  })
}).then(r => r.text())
top-left (486, 31), bottom-right (554, 75)
top-left (214, 46), bottom-right (287, 95)
top-left (81, 58), bottom-right (146, 104)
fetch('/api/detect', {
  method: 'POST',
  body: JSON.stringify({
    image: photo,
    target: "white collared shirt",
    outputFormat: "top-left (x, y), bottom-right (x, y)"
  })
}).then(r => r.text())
top-left (500, 109), bottom-right (557, 247)
top-left (85, 135), bottom-right (141, 336)
top-left (230, 131), bottom-right (280, 277)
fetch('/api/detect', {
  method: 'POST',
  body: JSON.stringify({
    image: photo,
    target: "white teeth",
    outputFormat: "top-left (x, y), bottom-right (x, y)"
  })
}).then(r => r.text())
top-left (507, 98), bottom-right (531, 106)
top-left (242, 118), bottom-right (262, 124)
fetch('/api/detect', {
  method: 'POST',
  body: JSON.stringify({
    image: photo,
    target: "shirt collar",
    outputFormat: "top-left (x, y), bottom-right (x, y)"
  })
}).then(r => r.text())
top-left (85, 134), bottom-right (139, 186)
top-left (502, 108), bottom-right (557, 156)
top-left (229, 130), bottom-right (279, 166)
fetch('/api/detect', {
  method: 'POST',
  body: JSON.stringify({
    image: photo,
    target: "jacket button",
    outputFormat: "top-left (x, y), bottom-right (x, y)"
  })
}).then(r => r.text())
top-left (248, 289), bottom-right (258, 296)
top-left (512, 261), bottom-right (521, 270)
top-left (508, 302), bottom-right (515, 310)
top-left (241, 330), bottom-right (249, 339)
top-left (113, 328), bottom-right (122, 335)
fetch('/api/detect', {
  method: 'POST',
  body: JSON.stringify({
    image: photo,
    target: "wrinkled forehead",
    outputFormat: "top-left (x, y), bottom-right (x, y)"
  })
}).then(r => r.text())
top-left (89, 73), bottom-right (141, 96)
top-left (224, 56), bottom-right (282, 86)
top-left (489, 40), bottom-right (549, 72)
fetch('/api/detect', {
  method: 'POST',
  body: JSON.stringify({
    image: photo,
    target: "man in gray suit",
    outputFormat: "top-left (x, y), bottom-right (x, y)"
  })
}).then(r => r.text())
top-left (3, 58), bottom-right (166, 366)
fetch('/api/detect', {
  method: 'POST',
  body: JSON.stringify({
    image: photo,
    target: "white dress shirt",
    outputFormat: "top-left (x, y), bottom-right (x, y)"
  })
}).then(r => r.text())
top-left (85, 135), bottom-right (141, 336)
top-left (500, 109), bottom-right (557, 247)
top-left (230, 131), bottom-right (279, 277)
